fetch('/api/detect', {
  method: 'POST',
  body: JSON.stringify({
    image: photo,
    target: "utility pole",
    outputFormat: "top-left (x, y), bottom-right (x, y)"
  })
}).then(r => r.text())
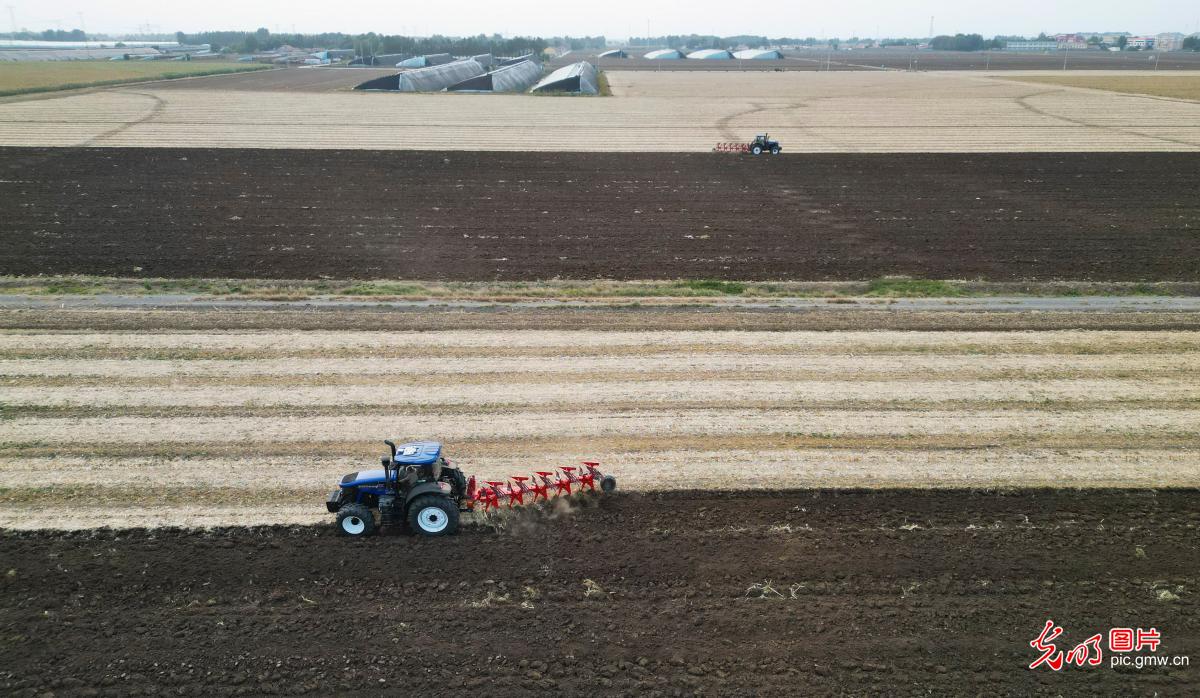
top-left (77, 11), bottom-right (84, 35)
top-left (6, 5), bottom-right (16, 36)
top-left (929, 16), bottom-right (934, 38)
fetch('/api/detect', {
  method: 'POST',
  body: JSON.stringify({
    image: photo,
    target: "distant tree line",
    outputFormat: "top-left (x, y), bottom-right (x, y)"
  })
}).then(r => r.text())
top-left (1184, 36), bottom-right (1200, 51)
top-left (929, 34), bottom-right (1004, 51)
top-left (0, 29), bottom-right (88, 41)
top-left (173, 28), bottom-right (606, 56)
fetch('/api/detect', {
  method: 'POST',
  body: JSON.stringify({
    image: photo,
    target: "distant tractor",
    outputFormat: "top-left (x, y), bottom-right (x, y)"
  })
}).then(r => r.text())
top-left (749, 133), bottom-right (782, 155)
top-left (713, 133), bottom-right (783, 155)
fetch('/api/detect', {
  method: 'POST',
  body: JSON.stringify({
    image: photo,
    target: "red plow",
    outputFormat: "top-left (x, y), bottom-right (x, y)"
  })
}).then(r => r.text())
top-left (713, 142), bottom-right (751, 153)
top-left (466, 461), bottom-right (617, 512)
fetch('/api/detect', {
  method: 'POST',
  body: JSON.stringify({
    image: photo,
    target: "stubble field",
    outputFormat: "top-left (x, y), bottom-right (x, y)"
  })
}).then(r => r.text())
top-left (2, 309), bottom-right (1198, 529)
top-left (1001, 73), bottom-right (1200, 100)
top-left (0, 70), bottom-right (1197, 150)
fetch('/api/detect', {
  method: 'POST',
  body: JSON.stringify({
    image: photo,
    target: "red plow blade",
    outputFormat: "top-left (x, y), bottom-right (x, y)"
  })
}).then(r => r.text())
top-left (713, 142), bottom-right (750, 153)
top-left (467, 461), bottom-right (615, 512)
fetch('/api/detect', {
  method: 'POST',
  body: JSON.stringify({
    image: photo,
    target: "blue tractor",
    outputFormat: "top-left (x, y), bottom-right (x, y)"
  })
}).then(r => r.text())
top-left (749, 133), bottom-right (781, 155)
top-left (327, 440), bottom-right (469, 537)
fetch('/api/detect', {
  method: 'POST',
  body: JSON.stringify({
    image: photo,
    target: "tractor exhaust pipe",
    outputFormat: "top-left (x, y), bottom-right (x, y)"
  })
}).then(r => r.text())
top-left (384, 439), bottom-right (397, 459)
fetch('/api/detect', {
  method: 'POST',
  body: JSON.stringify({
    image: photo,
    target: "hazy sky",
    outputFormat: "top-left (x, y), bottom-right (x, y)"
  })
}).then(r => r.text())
top-left (5, 0), bottom-right (1197, 39)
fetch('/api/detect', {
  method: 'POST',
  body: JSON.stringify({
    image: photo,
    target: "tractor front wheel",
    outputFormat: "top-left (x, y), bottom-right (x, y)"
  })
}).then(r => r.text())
top-left (770, 146), bottom-right (781, 155)
top-left (336, 503), bottom-right (376, 537)
top-left (408, 495), bottom-right (459, 536)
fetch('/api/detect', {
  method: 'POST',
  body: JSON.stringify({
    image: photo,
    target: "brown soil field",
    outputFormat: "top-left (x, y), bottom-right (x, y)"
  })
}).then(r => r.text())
top-left (149, 66), bottom-right (400, 92)
top-left (1004, 74), bottom-right (1200, 101)
top-left (1, 71), bottom-right (1197, 151)
top-left (2, 148), bottom-right (1198, 282)
top-left (2, 490), bottom-right (1197, 695)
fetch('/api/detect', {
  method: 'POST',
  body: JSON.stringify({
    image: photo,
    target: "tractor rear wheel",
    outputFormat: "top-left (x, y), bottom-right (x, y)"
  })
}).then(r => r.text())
top-left (408, 495), bottom-right (459, 536)
top-left (336, 503), bottom-right (376, 537)
top-left (751, 145), bottom-right (763, 155)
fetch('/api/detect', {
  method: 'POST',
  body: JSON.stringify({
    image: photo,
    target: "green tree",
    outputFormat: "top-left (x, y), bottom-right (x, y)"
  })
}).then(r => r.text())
top-left (929, 33), bottom-right (987, 51)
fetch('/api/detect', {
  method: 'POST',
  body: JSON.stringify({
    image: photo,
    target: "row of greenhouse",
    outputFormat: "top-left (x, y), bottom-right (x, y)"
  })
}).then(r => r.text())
top-left (355, 57), bottom-right (599, 94)
top-left (636, 48), bottom-right (785, 60)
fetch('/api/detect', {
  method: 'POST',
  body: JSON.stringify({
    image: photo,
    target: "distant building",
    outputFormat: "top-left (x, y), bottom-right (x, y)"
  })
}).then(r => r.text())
top-left (1054, 34), bottom-right (1088, 50)
top-left (686, 49), bottom-right (733, 59)
top-left (396, 53), bottom-right (454, 69)
top-left (1126, 36), bottom-right (1156, 50)
top-left (732, 48), bottom-right (784, 60)
top-left (447, 59), bottom-right (541, 93)
top-left (530, 61), bottom-right (599, 94)
top-left (1005, 40), bottom-right (1058, 51)
top-left (354, 58), bottom-right (486, 92)
top-left (1155, 33), bottom-right (1186, 51)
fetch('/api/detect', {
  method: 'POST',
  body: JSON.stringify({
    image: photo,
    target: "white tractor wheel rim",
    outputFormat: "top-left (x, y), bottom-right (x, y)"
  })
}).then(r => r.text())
top-left (417, 506), bottom-right (449, 533)
top-left (342, 516), bottom-right (366, 535)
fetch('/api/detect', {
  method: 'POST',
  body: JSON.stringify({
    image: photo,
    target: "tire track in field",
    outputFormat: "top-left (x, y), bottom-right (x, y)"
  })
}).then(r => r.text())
top-left (1014, 88), bottom-right (1200, 148)
top-left (77, 91), bottom-right (166, 147)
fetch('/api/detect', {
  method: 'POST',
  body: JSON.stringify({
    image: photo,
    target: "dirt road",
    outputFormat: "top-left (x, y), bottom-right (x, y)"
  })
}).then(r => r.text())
top-left (1, 490), bottom-right (1196, 695)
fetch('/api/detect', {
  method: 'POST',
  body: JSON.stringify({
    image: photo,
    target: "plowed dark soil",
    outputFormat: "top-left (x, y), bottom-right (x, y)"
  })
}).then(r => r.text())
top-left (2, 149), bottom-right (1198, 282)
top-left (2, 490), bottom-right (1197, 696)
